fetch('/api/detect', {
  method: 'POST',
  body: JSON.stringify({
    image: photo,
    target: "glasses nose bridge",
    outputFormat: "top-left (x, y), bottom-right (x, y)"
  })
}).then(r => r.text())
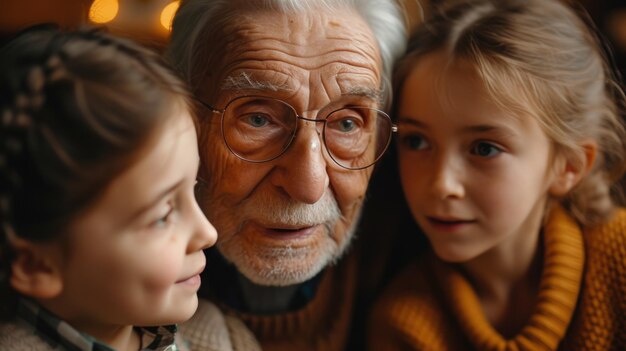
top-left (288, 115), bottom-right (327, 162)
top-left (295, 114), bottom-right (326, 134)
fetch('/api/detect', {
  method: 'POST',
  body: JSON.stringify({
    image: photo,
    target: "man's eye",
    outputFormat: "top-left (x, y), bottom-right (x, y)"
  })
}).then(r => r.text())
top-left (337, 118), bottom-right (357, 132)
top-left (327, 108), bottom-right (366, 134)
top-left (471, 142), bottom-right (502, 158)
top-left (244, 113), bottom-right (270, 127)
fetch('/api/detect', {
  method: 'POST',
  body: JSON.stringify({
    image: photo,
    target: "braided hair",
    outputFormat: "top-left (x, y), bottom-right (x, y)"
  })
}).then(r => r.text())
top-left (0, 25), bottom-right (193, 320)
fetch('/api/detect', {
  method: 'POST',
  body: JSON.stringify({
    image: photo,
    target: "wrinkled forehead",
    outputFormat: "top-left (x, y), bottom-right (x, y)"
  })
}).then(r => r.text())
top-left (203, 8), bottom-right (383, 105)
top-left (234, 7), bottom-right (378, 51)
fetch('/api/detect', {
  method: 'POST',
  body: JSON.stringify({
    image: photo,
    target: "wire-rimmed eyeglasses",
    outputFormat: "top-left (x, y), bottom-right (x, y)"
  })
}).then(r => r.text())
top-left (198, 95), bottom-right (397, 170)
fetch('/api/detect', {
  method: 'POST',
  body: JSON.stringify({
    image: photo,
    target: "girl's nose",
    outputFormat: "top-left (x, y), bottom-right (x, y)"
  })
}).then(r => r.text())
top-left (189, 199), bottom-right (218, 252)
top-left (430, 156), bottom-right (465, 200)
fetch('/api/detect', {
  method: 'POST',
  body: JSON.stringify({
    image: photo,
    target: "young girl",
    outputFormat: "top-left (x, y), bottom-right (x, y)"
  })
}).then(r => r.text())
top-left (0, 26), bottom-right (218, 350)
top-left (369, 0), bottom-right (626, 350)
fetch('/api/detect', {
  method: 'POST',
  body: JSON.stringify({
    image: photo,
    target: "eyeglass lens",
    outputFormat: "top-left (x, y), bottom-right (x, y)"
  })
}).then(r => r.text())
top-left (221, 96), bottom-right (392, 169)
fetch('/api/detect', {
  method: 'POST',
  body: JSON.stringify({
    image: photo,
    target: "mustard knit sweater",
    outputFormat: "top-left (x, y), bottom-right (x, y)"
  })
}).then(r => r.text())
top-left (368, 206), bottom-right (626, 351)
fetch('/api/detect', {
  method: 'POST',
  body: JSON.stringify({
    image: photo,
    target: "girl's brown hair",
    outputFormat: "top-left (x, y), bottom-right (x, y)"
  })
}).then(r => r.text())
top-left (0, 25), bottom-right (193, 319)
top-left (395, 0), bottom-right (626, 225)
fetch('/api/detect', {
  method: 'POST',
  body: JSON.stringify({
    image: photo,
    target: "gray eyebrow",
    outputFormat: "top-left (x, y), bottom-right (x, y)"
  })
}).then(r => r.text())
top-left (343, 86), bottom-right (383, 104)
top-left (221, 72), bottom-right (383, 104)
top-left (220, 72), bottom-right (293, 92)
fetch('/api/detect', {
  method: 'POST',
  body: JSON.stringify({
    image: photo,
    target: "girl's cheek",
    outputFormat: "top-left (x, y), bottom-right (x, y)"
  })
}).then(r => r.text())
top-left (142, 254), bottom-right (184, 290)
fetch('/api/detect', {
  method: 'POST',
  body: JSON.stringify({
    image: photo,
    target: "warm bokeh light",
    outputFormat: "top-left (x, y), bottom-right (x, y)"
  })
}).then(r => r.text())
top-left (160, 1), bottom-right (179, 31)
top-left (89, 0), bottom-right (119, 24)
top-left (608, 10), bottom-right (626, 54)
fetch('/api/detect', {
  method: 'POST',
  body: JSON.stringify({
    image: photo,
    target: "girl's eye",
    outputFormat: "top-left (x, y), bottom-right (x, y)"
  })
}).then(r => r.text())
top-left (194, 179), bottom-right (205, 201)
top-left (401, 134), bottom-right (429, 151)
top-left (152, 204), bottom-right (175, 228)
top-left (471, 142), bottom-right (502, 158)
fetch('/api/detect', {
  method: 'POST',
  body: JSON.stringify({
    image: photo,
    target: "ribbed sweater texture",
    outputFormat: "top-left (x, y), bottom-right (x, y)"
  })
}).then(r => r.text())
top-left (368, 206), bottom-right (626, 351)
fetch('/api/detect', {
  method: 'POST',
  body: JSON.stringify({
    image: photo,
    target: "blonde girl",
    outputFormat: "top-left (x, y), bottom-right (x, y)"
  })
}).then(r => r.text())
top-left (369, 0), bottom-right (626, 349)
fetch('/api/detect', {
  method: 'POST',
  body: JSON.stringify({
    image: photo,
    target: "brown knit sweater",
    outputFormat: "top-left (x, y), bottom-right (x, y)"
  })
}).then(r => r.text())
top-left (368, 206), bottom-right (626, 351)
top-left (181, 251), bottom-right (357, 351)
top-left (235, 254), bottom-right (357, 351)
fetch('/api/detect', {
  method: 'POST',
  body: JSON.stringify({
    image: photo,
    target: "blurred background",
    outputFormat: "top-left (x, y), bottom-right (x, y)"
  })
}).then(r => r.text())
top-left (0, 0), bottom-right (625, 74)
top-left (0, 0), bottom-right (178, 51)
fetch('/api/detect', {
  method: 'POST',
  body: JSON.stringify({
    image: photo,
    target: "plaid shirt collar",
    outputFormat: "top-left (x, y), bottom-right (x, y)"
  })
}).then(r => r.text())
top-left (16, 299), bottom-right (181, 351)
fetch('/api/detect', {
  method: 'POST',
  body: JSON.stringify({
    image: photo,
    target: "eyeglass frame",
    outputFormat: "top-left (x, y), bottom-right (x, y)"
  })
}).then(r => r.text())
top-left (197, 95), bottom-right (397, 170)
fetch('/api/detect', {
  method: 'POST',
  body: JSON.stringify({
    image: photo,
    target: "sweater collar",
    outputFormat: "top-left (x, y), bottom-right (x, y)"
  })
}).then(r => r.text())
top-left (435, 205), bottom-right (585, 350)
top-left (15, 299), bottom-right (179, 351)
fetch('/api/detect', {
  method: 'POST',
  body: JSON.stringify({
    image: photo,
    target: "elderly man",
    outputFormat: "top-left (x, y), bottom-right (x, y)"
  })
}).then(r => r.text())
top-left (166, 1), bottom-right (407, 350)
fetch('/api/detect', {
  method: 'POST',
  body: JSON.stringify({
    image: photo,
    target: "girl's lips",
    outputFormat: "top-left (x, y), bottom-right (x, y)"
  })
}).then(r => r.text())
top-left (428, 217), bottom-right (472, 224)
top-left (176, 266), bottom-right (205, 284)
top-left (426, 217), bottom-right (476, 232)
top-left (176, 274), bottom-right (201, 287)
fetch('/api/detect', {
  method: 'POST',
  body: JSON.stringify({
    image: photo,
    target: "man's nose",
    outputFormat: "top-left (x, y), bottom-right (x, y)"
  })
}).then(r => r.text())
top-left (430, 154), bottom-right (465, 200)
top-left (269, 120), bottom-right (329, 204)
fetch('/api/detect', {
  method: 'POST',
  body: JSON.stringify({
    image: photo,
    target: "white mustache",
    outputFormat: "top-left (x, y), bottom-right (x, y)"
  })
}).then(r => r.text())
top-left (240, 190), bottom-right (341, 227)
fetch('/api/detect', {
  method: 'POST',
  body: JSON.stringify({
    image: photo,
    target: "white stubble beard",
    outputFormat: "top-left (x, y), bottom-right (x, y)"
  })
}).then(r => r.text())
top-left (213, 190), bottom-right (362, 286)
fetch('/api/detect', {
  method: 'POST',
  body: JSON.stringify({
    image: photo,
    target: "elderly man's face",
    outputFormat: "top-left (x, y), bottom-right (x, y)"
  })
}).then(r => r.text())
top-left (197, 8), bottom-right (382, 286)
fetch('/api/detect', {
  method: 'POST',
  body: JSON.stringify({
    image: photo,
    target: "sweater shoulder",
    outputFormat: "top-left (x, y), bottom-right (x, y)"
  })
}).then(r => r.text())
top-left (370, 256), bottom-right (443, 331)
top-left (374, 258), bottom-right (434, 311)
top-left (178, 299), bottom-right (261, 351)
top-left (584, 208), bottom-right (626, 263)
top-left (0, 321), bottom-right (61, 351)
top-left (368, 256), bottom-right (462, 350)
top-left (564, 208), bottom-right (626, 350)
top-left (579, 207), bottom-right (626, 309)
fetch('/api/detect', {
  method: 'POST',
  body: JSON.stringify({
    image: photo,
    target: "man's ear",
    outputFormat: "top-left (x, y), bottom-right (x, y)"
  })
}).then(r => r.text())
top-left (7, 233), bottom-right (63, 299)
top-left (549, 141), bottom-right (597, 197)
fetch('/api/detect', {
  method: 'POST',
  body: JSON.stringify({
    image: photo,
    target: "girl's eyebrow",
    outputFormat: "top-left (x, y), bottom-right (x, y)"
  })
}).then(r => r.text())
top-left (460, 123), bottom-right (520, 138)
top-left (398, 117), bottom-right (429, 128)
top-left (398, 117), bottom-right (519, 137)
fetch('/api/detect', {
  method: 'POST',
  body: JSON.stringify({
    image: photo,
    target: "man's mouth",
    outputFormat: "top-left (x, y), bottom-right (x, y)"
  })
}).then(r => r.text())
top-left (270, 226), bottom-right (311, 232)
top-left (269, 225), bottom-right (316, 233)
top-left (257, 223), bottom-right (320, 239)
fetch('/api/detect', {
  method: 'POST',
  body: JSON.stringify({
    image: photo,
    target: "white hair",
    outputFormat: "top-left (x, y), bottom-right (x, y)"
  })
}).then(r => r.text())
top-left (166, 0), bottom-right (408, 108)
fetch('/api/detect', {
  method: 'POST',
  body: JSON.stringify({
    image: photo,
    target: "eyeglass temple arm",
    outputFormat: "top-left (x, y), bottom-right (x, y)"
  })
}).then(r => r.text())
top-left (196, 99), bottom-right (223, 114)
